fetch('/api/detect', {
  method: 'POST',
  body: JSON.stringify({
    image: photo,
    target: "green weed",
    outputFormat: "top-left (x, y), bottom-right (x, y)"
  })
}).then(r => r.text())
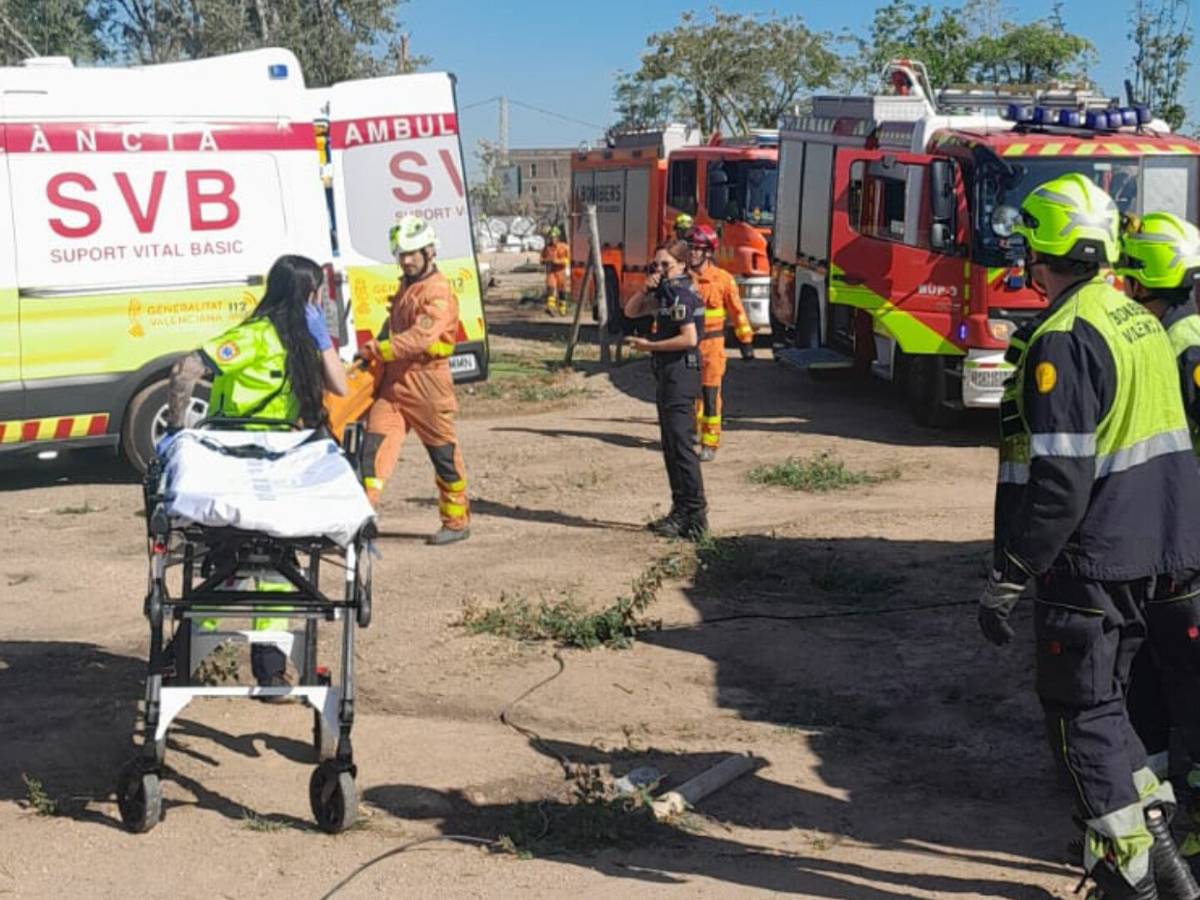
top-left (54, 501), bottom-right (102, 515)
top-left (241, 809), bottom-right (288, 832)
top-left (462, 552), bottom-right (690, 650)
top-left (748, 452), bottom-right (899, 493)
top-left (21, 775), bottom-right (56, 816)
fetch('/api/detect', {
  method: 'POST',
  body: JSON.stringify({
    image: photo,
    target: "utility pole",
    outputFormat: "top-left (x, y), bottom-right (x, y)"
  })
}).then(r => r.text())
top-left (498, 96), bottom-right (509, 165)
top-left (400, 34), bottom-right (409, 72)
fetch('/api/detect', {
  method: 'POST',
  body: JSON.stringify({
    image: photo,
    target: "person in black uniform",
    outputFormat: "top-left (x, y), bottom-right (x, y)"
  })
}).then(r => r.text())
top-left (626, 240), bottom-right (708, 540)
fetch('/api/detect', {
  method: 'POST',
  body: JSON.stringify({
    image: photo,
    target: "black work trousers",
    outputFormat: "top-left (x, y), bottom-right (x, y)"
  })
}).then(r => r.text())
top-left (1034, 573), bottom-right (1153, 821)
top-left (1127, 573), bottom-right (1200, 768)
top-left (654, 357), bottom-right (706, 516)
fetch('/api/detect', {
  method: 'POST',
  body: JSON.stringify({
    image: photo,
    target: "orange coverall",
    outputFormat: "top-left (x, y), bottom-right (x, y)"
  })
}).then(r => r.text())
top-left (693, 262), bottom-right (753, 452)
top-left (541, 240), bottom-right (570, 299)
top-left (363, 269), bottom-right (468, 530)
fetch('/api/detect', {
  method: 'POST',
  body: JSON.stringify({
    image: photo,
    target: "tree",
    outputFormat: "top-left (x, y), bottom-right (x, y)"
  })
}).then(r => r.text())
top-left (93, 0), bottom-right (425, 85)
top-left (616, 9), bottom-right (840, 138)
top-left (0, 1), bottom-right (100, 65)
top-left (862, 0), bottom-right (1094, 89)
top-left (468, 139), bottom-right (516, 220)
top-left (610, 70), bottom-right (684, 133)
top-left (1128, 0), bottom-right (1192, 131)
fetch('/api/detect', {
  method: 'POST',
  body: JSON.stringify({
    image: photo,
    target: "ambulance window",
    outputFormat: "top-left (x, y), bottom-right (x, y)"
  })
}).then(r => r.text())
top-left (668, 160), bottom-right (697, 214)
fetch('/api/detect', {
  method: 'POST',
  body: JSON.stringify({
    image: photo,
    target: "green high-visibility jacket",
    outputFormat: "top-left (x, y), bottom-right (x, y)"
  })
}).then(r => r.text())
top-left (1163, 301), bottom-right (1200, 456)
top-left (994, 276), bottom-right (1200, 581)
top-left (200, 317), bottom-right (300, 423)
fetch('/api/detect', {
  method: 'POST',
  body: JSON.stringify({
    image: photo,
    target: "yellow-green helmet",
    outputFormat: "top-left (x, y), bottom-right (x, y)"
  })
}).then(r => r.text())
top-left (1015, 173), bottom-right (1120, 264)
top-left (388, 214), bottom-right (438, 256)
top-left (1117, 211), bottom-right (1200, 290)
top-left (547, 226), bottom-right (560, 238)
top-left (674, 212), bottom-right (694, 231)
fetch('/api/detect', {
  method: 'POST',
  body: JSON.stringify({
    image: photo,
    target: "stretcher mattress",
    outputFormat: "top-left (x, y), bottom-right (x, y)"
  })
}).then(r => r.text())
top-left (160, 430), bottom-right (375, 546)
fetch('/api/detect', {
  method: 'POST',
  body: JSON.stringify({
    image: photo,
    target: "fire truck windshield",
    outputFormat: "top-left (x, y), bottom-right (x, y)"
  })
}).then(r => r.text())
top-left (975, 154), bottom-right (1199, 266)
top-left (708, 161), bottom-right (777, 227)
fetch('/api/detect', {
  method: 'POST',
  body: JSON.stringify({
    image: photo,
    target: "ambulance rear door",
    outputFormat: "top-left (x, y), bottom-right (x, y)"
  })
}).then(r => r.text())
top-left (0, 94), bottom-right (20, 428)
top-left (325, 72), bottom-right (487, 383)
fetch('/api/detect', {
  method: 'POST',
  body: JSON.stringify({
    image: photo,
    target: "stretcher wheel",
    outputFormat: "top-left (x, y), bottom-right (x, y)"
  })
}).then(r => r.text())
top-left (117, 765), bottom-right (162, 834)
top-left (309, 762), bottom-right (357, 833)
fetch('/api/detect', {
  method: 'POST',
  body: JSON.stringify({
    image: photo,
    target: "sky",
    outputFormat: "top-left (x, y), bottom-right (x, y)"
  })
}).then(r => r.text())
top-left (402, 0), bottom-right (1200, 178)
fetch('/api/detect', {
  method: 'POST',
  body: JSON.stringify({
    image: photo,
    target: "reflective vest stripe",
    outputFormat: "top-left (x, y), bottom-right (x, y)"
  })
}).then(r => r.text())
top-left (998, 462), bottom-right (1030, 484)
top-left (1030, 432), bottom-right (1098, 458)
top-left (427, 341), bottom-right (455, 358)
top-left (1094, 429), bottom-right (1193, 478)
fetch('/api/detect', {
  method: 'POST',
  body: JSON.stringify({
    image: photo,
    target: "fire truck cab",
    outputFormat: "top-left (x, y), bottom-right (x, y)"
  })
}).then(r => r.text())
top-left (771, 61), bottom-right (1200, 425)
top-left (570, 125), bottom-right (778, 331)
top-left (662, 133), bottom-right (778, 326)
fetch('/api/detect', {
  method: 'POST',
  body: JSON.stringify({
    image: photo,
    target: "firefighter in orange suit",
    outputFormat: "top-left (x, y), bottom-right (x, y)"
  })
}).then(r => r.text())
top-left (542, 226), bottom-right (571, 317)
top-left (686, 225), bottom-right (753, 461)
top-left (360, 216), bottom-right (470, 545)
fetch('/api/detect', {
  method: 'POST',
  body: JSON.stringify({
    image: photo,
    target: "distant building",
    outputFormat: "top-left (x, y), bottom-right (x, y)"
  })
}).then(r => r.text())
top-left (506, 147), bottom-right (572, 222)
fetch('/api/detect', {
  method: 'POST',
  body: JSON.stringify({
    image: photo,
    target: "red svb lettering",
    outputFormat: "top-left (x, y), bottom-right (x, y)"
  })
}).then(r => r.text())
top-left (46, 169), bottom-right (240, 237)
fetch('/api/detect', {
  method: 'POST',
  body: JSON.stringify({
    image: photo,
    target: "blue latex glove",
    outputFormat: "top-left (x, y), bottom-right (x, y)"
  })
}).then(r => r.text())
top-left (305, 302), bottom-right (333, 351)
top-left (155, 426), bottom-right (182, 458)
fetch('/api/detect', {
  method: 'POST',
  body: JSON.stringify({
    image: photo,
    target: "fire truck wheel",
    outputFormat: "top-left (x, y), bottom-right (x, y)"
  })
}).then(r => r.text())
top-left (122, 376), bottom-right (210, 474)
top-left (904, 353), bottom-right (952, 428)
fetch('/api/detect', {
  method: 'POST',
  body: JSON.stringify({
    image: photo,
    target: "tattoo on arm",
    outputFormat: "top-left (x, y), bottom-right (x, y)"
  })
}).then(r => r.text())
top-left (167, 353), bottom-right (207, 427)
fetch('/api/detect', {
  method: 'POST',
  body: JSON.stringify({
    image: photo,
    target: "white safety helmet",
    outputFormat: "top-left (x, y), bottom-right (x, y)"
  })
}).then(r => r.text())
top-left (389, 215), bottom-right (439, 256)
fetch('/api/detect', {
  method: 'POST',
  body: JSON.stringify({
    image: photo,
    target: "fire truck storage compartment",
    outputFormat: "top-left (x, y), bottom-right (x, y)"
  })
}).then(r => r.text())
top-left (623, 168), bottom-right (651, 270)
top-left (773, 139), bottom-right (802, 264)
top-left (810, 95), bottom-right (928, 123)
top-left (799, 144), bottom-right (834, 262)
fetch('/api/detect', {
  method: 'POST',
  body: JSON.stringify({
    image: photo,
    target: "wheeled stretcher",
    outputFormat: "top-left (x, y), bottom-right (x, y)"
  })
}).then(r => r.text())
top-left (117, 420), bottom-right (377, 834)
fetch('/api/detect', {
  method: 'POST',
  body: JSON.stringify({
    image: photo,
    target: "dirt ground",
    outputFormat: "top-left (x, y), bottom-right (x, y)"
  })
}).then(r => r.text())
top-left (0, 254), bottom-right (1078, 899)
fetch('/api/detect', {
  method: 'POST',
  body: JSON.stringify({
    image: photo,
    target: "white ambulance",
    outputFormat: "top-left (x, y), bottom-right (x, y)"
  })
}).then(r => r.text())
top-left (0, 49), bottom-right (488, 472)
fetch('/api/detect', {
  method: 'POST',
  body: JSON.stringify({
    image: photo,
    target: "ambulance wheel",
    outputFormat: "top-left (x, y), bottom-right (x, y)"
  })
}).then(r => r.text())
top-left (117, 765), bottom-right (162, 834)
top-left (123, 377), bottom-right (210, 475)
top-left (310, 763), bottom-right (357, 833)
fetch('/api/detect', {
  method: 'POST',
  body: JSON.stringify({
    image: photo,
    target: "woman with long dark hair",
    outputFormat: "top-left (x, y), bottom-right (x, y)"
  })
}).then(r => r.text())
top-left (166, 253), bottom-right (349, 691)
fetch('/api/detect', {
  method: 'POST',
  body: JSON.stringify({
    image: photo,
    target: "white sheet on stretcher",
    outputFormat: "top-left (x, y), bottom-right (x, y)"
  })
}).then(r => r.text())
top-left (160, 429), bottom-right (376, 546)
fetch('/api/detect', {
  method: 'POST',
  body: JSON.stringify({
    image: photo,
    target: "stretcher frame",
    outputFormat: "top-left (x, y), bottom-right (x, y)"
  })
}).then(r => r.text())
top-left (117, 418), bottom-right (375, 834)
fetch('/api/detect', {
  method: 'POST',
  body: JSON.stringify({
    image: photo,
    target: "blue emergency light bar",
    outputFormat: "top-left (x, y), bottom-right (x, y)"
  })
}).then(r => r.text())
top-left (268, 63), bottom-right (289, 80)
top-left (1002, 103), bottom-right (1152, 131)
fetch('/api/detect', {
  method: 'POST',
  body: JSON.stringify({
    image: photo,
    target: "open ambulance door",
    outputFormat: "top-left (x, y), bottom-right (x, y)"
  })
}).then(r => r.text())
top-left (324, 72), bottom-right (487, 383)
top-left (0, 109), bottom-right (19, 426)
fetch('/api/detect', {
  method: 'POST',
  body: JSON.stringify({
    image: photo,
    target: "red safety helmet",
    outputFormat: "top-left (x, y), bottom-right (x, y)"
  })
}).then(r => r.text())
top-left (685, 224), bottom-right (718, 252)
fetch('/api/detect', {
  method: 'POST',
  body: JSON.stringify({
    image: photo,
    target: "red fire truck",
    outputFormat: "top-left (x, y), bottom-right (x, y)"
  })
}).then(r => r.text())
top-left (770, 61), bottom-right (1200, 425)
top-left (571, 125), bottom-right (778, 329)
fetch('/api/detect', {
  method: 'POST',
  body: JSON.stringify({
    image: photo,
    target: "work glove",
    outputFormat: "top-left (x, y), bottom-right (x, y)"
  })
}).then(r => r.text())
top-left (977, 567), bottom-right (1028, 647)
top-left (305, 302), bottom-right (334, 352)
top-left (740, 344), bottom-right (754, 361)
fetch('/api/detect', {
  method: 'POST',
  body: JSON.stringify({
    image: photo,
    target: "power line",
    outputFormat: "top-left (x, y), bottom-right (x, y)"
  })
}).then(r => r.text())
top-left (459, 95), bottom-right (606, 131)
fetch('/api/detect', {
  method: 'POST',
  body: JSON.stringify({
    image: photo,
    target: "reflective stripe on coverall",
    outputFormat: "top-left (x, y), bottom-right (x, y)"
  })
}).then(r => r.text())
top-left (542, 240), bottom-right (570, 306)
top-left (994, 276), bottom-right (1200, 886)
top-left (363, 268), bottom-right (469, 530)
top-left (692, 263), bottom-right (752, 451)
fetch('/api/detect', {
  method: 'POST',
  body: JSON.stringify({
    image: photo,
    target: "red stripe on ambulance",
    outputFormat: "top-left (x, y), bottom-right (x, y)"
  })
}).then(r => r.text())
top-left (2, 122), bottom-right (317, 154)
top-left (328, 114), bottom-right (458, 149)
top-left (54, 418), bottom-right (74, 439)
top-left (87, 414), bottom-right (109, 436)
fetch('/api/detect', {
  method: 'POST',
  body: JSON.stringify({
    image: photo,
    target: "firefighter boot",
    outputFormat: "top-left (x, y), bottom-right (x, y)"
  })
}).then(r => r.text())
top-left (557, 299), bottom-right (569, 317)
top-left (656, 510), bottom-right (708, 541)
top-left (1146, 806), bottom-right (1200, 899)
top-left (648, 508), bottom-right (684, 536)
top-left (1086, 857), bottom-right (1159, 900)
top-left (699, 446), bottom-right (716, 463)
top-left (429, 526), bottom-right (470, 546)
top-left (545, 295), bottom-right (558, 317)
